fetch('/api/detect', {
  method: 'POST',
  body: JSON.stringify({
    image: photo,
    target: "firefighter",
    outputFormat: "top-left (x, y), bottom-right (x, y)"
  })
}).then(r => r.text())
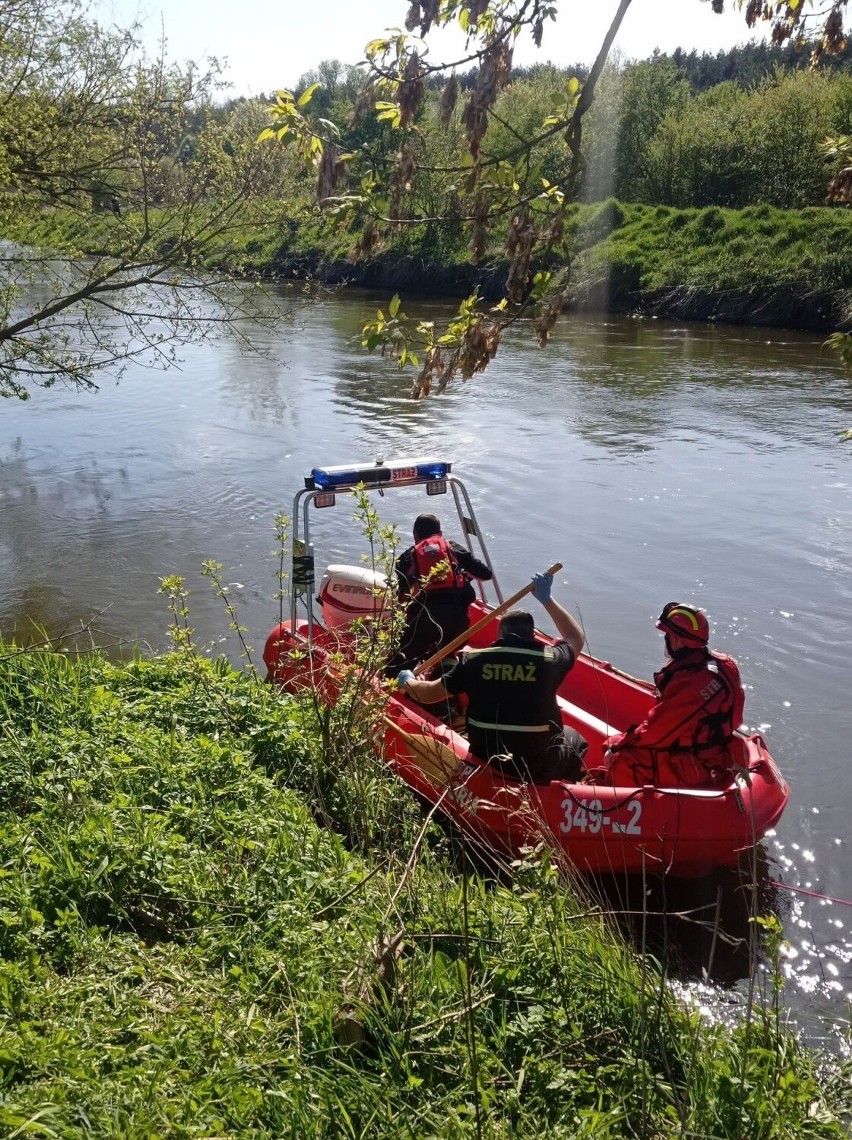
top-left (390, 513), bottom-right (493, 672)
top-left (595, 602), bottom-right (746, 787)
top-left (398, 572), bottom-right (588, 784)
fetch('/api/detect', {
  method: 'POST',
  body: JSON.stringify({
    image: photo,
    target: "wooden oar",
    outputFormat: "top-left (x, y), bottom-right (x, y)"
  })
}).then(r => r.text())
top-left (382, 714), bottom-right (464, 788)
top-left (413, 561), bottom-right (563, 677)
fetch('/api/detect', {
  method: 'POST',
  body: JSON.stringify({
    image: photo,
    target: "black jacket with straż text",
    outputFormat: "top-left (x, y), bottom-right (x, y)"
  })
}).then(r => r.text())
top-left (444, 633), bottom-right (576, 763)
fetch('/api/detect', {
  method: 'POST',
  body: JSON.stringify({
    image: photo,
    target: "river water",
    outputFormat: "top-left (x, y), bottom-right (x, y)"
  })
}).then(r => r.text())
top-left (2, 286), bottom-right (851, 1047)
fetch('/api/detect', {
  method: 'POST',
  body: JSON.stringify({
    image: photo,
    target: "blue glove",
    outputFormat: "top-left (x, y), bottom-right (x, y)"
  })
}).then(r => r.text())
top-left (397, 669), bottom-right (416, 690)
top-left (531, 572), bottom-right (553, 604)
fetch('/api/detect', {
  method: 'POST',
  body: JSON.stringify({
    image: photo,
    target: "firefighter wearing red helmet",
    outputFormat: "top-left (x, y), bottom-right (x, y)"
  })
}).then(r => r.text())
top-left (595, 602), bottom-right (746, 787)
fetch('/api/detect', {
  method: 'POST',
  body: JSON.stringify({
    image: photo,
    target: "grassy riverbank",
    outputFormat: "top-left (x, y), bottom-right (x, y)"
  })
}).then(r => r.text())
top-left (14, 198), bottom-right (851, 334)
top-left (0, 643), bottom-right (849, 1137)
top-left (261, 199), bottom-right (852, 332)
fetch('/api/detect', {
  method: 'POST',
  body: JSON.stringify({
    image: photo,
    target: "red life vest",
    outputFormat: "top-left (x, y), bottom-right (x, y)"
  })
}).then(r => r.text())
top-left (655, 650), bottom-right (744, 750)
top-left (600, 649), bottom-right (747, 788)
top-left (410, 535), bottom-right (469, 596)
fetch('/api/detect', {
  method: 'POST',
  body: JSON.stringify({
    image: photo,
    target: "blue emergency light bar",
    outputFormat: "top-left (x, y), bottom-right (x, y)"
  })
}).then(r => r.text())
top-left (307, 458), bottom-right (451, 492)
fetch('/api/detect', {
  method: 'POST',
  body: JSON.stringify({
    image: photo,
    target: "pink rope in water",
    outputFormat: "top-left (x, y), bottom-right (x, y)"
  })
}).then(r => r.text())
top-left (771, 880), bottom-right (852, 908)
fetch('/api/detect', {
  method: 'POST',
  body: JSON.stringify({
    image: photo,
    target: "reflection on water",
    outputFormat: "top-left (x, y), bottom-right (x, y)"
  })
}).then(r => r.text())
top-left (588, 852), bottom-right (783, 994)
top-left (1, 286), bottom-right (851, 1046)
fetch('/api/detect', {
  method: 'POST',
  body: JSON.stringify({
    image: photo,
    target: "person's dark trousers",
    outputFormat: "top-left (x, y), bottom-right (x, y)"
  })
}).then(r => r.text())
top-left (386, 600), bottom-right (469, 674)
top-left (487, 728), bottom-right (588, 785)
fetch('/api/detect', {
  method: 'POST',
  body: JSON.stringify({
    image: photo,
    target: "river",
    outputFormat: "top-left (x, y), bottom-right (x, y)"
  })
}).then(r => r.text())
top-left (2, 286), bottom-right (851, 1048)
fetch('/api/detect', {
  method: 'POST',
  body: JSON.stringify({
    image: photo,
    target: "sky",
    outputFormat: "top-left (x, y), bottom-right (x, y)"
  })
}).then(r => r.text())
top-left (94, 0), bottom-right (766, 98)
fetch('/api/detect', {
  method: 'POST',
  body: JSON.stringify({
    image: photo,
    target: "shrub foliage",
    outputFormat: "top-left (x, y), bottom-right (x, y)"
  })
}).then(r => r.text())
top-left (0, 645), bottom-right (849, 1136)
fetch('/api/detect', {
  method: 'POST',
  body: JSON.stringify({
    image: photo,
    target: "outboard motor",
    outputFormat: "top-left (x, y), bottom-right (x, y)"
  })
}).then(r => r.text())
top-left (317, 565), bottom-right (391, 630)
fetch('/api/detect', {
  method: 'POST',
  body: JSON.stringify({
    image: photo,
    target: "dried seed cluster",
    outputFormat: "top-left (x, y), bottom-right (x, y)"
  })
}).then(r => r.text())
top-left (461, 39), bottom-right (513, 160)
top-left (504, 208), bottom-right (537, 304)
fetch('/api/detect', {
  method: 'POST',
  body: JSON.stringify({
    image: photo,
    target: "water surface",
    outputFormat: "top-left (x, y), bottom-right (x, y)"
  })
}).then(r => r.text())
top-left (2, 287), bottom-right (850, 1046)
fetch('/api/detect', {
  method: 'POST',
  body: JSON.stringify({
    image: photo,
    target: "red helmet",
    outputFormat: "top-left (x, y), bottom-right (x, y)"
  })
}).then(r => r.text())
top-left (656, 602), bottom-right (709, 645)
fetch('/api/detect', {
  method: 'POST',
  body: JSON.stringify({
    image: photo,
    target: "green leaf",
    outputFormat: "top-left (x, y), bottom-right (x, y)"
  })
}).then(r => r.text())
top-left (298, 82), bottom-right (320, 107)
top-left (388, 294), bottom-right (401, 318)
top-left (375, 100), bottom-right (402, 128)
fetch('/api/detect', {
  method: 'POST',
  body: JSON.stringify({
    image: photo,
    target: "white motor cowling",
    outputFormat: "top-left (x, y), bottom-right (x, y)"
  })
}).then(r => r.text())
top-left (317, 564), bottom-right (392, 630)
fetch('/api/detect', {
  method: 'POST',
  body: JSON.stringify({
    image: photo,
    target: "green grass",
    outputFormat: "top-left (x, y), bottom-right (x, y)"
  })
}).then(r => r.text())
top-left (0, 643), bottom-right (849, 1137)
top-left (9, 196), bottom-right (852, 325)
top-left (582, 200), bottom-right (852, 298)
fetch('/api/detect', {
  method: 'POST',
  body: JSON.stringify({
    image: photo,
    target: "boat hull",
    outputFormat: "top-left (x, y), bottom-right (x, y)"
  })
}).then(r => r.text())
top-left (264, 605), bottom-right (789, 879)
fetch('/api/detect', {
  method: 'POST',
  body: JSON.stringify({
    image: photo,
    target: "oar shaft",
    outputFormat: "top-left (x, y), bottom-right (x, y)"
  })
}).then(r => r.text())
top-left (413, 562), bottom-right (563, 677)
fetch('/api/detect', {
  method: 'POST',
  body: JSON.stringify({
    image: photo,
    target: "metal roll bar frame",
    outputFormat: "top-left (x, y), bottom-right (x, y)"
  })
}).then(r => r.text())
top-left (289, 461), bottom-right (503, 644)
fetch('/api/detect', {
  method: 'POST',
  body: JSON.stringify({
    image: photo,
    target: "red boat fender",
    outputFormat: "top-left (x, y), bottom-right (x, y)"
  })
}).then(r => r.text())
top-left (264, 620), bottom-right (310, 682)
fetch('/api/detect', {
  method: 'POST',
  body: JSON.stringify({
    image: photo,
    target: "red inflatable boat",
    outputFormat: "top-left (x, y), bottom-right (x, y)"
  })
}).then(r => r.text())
top-left (265, 457), bottom-right (789, 878)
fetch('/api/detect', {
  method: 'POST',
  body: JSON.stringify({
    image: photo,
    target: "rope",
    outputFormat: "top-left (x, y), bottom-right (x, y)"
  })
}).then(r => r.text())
top-left (562, 785), bottom-right (644, 814)
top-left (770, 880), bottom-right (852, 908)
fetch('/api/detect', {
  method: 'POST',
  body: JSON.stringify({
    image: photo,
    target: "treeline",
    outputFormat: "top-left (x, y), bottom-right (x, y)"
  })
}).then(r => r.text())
top-left (268, 46), bottom-right (852, 219)
top-left (581, 59), bottom-right (852, 208)
top-left (13, 38), bottom-right (848, 236)
top-left (664, 39), bottom-right (852, 90)
top-left (511, 39), bottom-right (852, 93)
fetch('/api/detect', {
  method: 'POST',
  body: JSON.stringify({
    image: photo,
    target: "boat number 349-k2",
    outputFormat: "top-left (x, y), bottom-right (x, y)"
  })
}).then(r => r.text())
top-left (560, 797), bottom-right (642, 835)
